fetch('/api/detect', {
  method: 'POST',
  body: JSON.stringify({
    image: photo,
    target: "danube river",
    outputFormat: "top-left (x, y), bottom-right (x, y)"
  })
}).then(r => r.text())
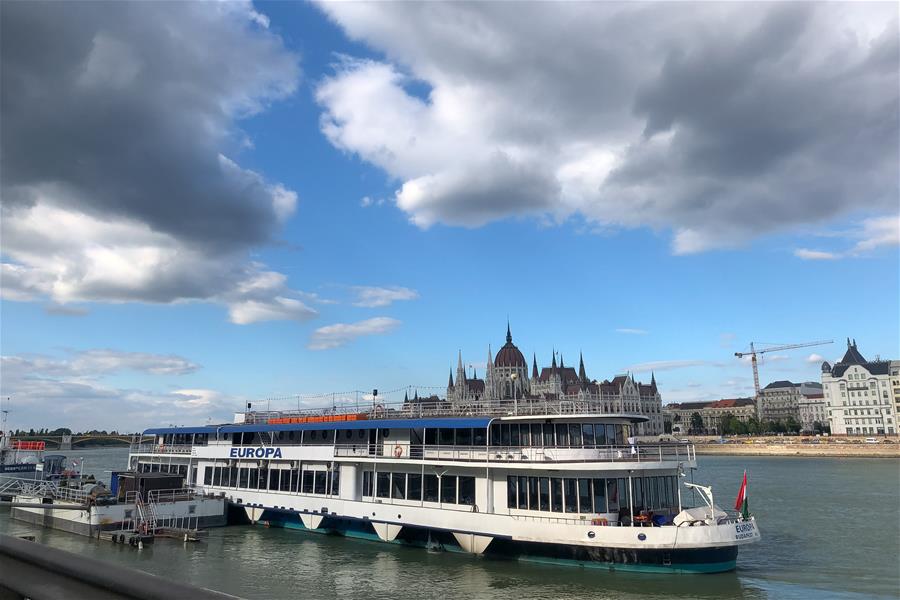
top-left (1, 448), bottom-right (897, 599)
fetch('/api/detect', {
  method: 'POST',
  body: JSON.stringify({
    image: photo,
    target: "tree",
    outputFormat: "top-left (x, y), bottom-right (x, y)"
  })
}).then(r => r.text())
top-left (785, 417), bottom-right (801, 434)
top-left (690, 412), bottom-right (704, 435)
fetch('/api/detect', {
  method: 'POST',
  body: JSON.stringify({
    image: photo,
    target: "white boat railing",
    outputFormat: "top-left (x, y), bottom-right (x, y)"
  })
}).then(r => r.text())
top-left (242, 398), bottom-right (651, 424)
top-left (334, 443), bottom-right (695, 463)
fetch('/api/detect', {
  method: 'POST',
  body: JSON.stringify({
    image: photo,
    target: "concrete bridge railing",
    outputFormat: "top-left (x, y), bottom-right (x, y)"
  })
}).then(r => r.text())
top-left (0, 534), bottom-right (241, 600)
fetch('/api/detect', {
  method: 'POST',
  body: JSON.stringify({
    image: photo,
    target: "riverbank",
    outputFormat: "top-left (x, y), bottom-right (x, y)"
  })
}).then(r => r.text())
top-left (693, 441), bottom-right (899, 458)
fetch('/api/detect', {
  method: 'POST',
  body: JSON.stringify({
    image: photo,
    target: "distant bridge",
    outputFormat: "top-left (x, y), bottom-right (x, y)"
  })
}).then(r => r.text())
top-left (10, 435), bottom-right (134, 450)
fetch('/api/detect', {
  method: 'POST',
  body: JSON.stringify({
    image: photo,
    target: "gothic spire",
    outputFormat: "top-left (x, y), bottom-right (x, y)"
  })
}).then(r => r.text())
top-left (506, 321), bottom-right (512, 344)
top-left (532, 353), bottom-right (539, 379)
top-left (578, 352), bottom-right (586, 382)
top-left (487, 344), bottom-right (493, 367)
top-left (651, 371), bottom-right (657, 388)
top-left (559, 354), bottom-right (564, 369)
top-left (448, 369), bottom-right (454, 388)
top-left (551, 349), bottom-right (557, 369)
top-left (473, 367), bottom-right (478, 379)
top-left (457, 349), bottom-right (463, 370)
top-left (404, 391), bottom-right (409, 402)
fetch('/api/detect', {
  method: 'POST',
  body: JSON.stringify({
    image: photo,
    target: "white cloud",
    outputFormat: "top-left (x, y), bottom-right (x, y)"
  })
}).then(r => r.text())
top-left (615, 328), bottom-right (648, 335)
top-left (351, 286), bottom-right (419, 308)
top-left (315, 2), bottom-right (898, 252)
top-left (0, 351), bottom-right (231, 430)
top-left (624, 359), bottom-right (713, 373)
top-left (308, 317), bottom-right (401, 350)
top-left (793, 214), bottom-right (899, 260)
top-left (794, 248), bottom-right (840, 261)
top-left (853, 214), bottom-right (900, 253)
top-left (720, 333), bottom-right (737, 348)
top-left (1, 2), bottom-right (310, 324)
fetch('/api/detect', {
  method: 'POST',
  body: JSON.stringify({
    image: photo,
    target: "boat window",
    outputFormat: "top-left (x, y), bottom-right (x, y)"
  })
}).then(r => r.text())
top-left (517, 476), bottom-right (528, 510)
top-left (441, 476), bottom-right (457, 504)
top-left (551, 478), bottom-right (564, 512)
top-left (456, 428), bottom-right (472, 446)
top-left (539, 477), bottom-right (550, 511)
top-left (592, 478), bottom-right (606, 513)
top-left (509, 425), bottom-right (520, 447)
top-left (439, 428), bottom-right (454, 446)
top-left (564, 478), bottom-right (577, 513)
top-left (577, 478), bottom-right (592, 513)
top-left (527, 477), bottom-right (539, 511)
top-left (530, 424), bottom-right (542, 446)
top-left (314, 471), bottom-right (327, 495)
top-left (617, 478), bottom-right (628, 511)
top-left (212, 466), bottom-right (221, 486)
top-left (595, 425), bottom-right (607, 446)
top-left (230, 467), bottom-right (238, 487)
top-left (330, 470), bottom-right (340, 496)
top-left (507, 476), bottom-right (517, 508)
top-left (291, 470), bottom-right (300, 493)
top-left (458, 476), bottom-right (475, 506)
top-left (239, 468), bottom-right (249, 488)
top-left (269, 470), bottom-right (280, 491)
top-left (363, 470), bottom-right (373, 497)
top-left (301, 470), bottom-right (313, 493)
top-left (569, 424), bottom-right (582, 447)
top-left (381, 429), bottom-right (391, 439)
top-left (607, 479), bottom-right (619, 511)
top-left (543, 424), bottom-right (554, 447)
top-left (308, 430), bottom-right (317, 443)
top-left (249, 468), bottom-right (259, 489)
top-left (555, 424), bottom-right (569, 447)
top-left (490, 424), bottom-right (501, 445)
top-left (615, 426), bottom-right (624, 446)
top-left (424, 474), bottom-right (439, 502)
top-left (344, 430), bottom-right (352, 440)
top-left (520, 425), bottom-right (531, 447)
top-left (606, 425), bottom-right (617, 446)
top-left (473, 428), bottom-right (487, 446)
top-left (500, 424), bottom-right (511, 446)
top-left (408, 474), bottom-right (422, 501)
top-left (204, 466), bottom-right (212, 485)
top-left (376, 472), bottom-right (390, 498)
top-left (425, 429), bottom-right (437, 445)
top-left (581, 424), bottom-right (595, 447)
top-left (277, 431), bottom-right (285, 442)
top-left (392, 473), bottom-right (406, 499)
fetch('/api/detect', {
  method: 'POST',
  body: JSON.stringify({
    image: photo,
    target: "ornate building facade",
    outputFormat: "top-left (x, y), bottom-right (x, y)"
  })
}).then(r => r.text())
top-left (822, 339), bottom-right (897, 435)
top-left (446, 325), bottom-right (664, 435)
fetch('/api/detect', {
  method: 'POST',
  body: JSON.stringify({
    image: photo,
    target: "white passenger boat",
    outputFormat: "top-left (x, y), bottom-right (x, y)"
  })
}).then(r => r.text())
top-left (129, 396), bottom-right (760, 573)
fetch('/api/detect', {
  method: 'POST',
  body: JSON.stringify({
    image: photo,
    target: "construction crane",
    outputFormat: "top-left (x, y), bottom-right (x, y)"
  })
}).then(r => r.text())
top-left (735, 340), bottom-right (833, 397)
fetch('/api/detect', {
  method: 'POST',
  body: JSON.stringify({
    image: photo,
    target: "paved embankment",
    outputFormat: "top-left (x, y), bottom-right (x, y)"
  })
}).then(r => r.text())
top-left (694, 442), bottom-right (900, 458)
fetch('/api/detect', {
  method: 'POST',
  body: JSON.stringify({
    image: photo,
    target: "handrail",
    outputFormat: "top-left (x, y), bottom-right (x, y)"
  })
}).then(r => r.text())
top-left (240, 398), bottom-right (652, 424)
top-left (0, 534), bottom-right (239, 599)
top-left (333, 443), bottom-right (694, 463)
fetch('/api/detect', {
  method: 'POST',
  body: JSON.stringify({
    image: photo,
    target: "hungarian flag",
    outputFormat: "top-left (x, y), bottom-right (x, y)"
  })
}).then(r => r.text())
top-left (734, 470), bottom-right (750, 518)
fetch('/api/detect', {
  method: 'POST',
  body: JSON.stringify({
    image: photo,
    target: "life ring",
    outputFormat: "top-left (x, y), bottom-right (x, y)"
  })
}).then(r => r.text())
top-left (393, 445), bottom-right (403, 458)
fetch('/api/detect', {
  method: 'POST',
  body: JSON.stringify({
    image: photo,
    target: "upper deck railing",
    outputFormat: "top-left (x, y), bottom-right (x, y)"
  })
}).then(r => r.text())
top-left (240, 398), bottom-right (647, 425)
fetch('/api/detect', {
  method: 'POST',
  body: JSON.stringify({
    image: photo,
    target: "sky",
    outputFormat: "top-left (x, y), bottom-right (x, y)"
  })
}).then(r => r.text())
top-left (1, 1), bottom-right (898, 432)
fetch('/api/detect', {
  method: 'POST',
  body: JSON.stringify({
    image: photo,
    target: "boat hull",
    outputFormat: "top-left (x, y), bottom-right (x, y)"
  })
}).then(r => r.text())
top-left (251, 507), bottom-right (740, 574)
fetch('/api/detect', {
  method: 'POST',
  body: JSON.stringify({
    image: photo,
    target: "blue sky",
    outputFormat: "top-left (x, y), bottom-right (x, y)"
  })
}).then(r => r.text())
top-left (1, 2), bottom-right (897, 430)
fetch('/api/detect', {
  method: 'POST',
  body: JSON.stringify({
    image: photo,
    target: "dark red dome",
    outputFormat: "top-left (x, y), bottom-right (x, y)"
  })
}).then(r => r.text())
top-left (494, 325), bottom-right (526, 368)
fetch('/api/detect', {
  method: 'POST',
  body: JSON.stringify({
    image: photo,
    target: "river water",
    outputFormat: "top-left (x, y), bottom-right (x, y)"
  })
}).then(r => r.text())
top-left (1, 448), bottom-right (898, 599)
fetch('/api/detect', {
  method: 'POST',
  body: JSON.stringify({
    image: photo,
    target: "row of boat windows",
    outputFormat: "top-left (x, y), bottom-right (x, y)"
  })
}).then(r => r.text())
top-left (137, 463), bottom-right (188, 476)
top-left (362, 471), bottom-right (476, 506)
top-left (227, 423), bottom-right (626, 448)
top-left (202, 466), bottom-right (340, 496)
top-left (506, 475), bottom-right (680, 514)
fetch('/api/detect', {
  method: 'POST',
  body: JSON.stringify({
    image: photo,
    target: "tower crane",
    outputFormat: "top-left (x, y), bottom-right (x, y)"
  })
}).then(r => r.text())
top-left (735, 340), bottom-right (833, 397)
